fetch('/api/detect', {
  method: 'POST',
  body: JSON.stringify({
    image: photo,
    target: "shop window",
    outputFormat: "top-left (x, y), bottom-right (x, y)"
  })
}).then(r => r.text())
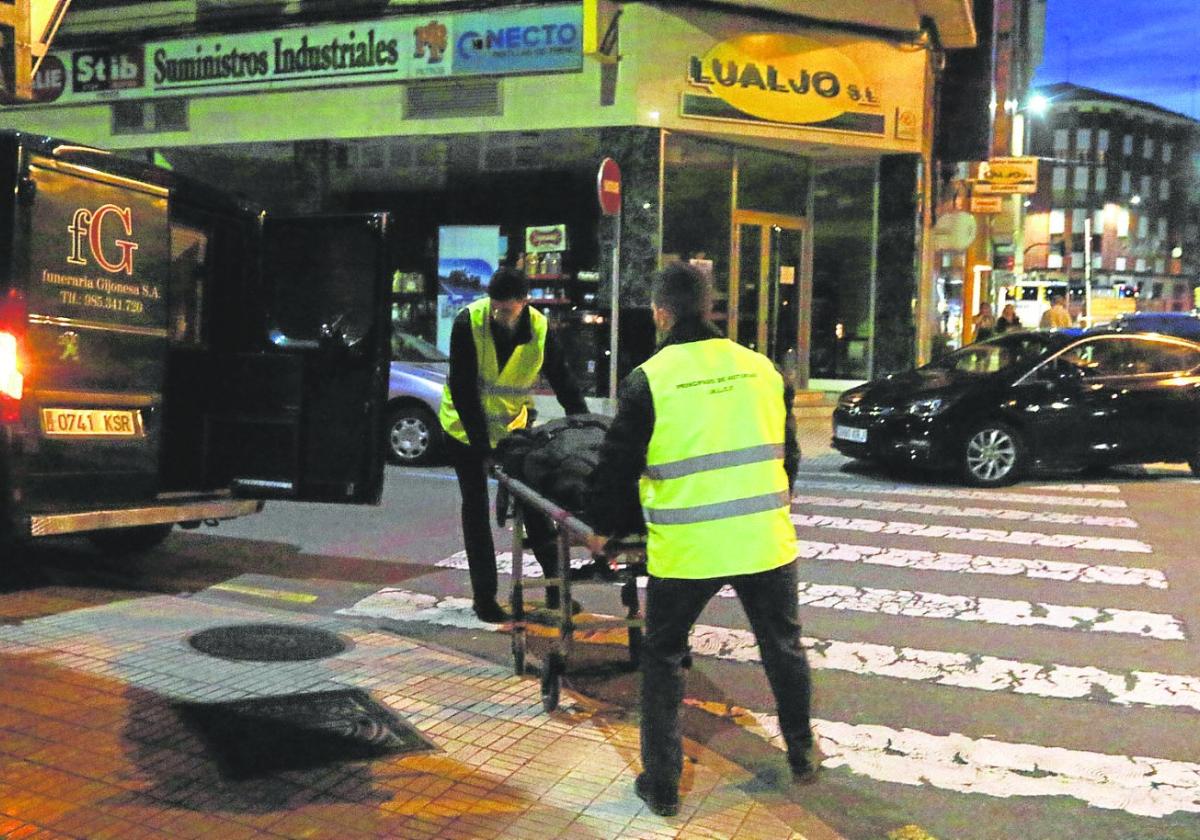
top-left (811, 162), bottom-right (876, 380)
top-left (736, 147), bottom-right (809, 216)
top-left (662, 134), bottom-right (734, 297)
top-left (1073, 166), bottom-right (1088, 191)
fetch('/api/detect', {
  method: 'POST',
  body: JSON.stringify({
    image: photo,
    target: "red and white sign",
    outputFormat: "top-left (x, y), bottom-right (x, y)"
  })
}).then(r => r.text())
top-left (597, 157), bottom-right (621, 217)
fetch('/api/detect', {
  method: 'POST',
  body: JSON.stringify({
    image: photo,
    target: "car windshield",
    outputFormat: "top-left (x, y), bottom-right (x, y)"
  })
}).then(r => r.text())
top-left (929, 334), bottom-right (1054, 375)
top-left (392, 331), bottom-right (448, 363)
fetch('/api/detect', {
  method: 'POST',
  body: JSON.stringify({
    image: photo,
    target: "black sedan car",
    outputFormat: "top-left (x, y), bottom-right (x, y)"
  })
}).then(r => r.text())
top-left (832, 330), bottom-right (1200, 486)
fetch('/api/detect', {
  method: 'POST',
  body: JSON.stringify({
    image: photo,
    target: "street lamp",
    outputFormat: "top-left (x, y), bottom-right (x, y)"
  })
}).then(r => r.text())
top-left (1006, 94), bottom-right (1046, 279)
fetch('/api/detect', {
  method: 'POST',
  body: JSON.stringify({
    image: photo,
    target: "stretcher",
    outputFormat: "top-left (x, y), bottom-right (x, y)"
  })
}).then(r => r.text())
top-left (493, 468), bottom-right (646, 711)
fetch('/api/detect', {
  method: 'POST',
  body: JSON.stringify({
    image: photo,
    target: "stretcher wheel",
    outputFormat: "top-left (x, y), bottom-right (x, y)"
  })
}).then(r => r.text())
top-left (511, 632), bottom-right (526, 676)
top-left (541, 653), bottom-right (564, 711)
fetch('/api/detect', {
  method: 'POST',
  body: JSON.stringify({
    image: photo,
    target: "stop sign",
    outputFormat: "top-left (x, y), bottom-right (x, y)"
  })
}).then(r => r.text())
top-left (597, 157), bottom-right (621, 217)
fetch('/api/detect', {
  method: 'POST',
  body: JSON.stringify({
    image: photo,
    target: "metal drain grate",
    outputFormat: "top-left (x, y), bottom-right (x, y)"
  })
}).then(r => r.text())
top-left (188, 623), bottom-right (347, 662)
top-left (176, 688), bottom-right (435, 779)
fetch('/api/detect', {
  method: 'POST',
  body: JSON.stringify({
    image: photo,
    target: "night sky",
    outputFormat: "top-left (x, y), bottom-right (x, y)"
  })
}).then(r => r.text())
top-left (1033, 0), bottom-right (1200, 118)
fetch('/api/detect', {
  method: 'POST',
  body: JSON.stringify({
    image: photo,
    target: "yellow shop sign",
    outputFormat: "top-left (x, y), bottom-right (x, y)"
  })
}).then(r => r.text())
top-left (686, 34), bottom-right (880, 128)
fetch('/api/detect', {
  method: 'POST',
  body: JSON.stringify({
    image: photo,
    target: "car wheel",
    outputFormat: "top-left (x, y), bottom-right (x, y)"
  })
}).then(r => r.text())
top-left (87, 524), bottom-right (174, 555)
top-left (961, 422), bottom-right (1026, 487)
top-left (387, 404), bottom-right (441, 466)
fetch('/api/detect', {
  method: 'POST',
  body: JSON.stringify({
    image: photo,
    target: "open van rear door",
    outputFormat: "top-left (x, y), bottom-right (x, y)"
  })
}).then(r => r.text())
top-left (204, 213), bottom-right (392, 504)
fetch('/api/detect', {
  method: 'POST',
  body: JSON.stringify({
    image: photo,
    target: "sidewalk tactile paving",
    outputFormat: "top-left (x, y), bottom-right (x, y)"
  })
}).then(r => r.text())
top-left (0, 590), bottom-right (834, 838)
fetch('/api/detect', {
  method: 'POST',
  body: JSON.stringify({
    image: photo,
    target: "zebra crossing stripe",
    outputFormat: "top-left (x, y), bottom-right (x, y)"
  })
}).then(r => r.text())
top-left (791, 492), bottom-right (1138, 529)
top-left (337, 587), bottom-right (1200, 712)
top-left (790, 513), bottom-right (1152, 553)
top-left (683, 701), bottom-right (1200, 819)
top-left (1025, 483), bottom-right (1121, 493)
top-left (795, 539), bottom-right (1167, 589)
top-left (792, 582), bottom-right (1185, 640)
top-left (799, 479), bottom-right (1129, 509)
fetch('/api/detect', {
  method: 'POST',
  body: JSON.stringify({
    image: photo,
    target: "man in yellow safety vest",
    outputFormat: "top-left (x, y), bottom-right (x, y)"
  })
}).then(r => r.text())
top-left (440, 267), bottom-right (588, 623)
top-left (586, 262), bottom-right (811, 817)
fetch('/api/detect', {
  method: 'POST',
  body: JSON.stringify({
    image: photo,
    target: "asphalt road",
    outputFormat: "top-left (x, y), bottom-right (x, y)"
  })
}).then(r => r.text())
top-left (8, 454), bottom-right (1200, 840)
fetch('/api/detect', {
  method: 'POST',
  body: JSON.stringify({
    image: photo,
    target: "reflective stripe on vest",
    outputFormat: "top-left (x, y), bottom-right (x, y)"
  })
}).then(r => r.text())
top-left (439, 298), bottom-right (547, 448)
top-left (638, 338), bottom-right (795, 579)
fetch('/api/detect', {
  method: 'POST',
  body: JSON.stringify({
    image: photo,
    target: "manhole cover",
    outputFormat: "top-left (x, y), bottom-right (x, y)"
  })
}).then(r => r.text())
top-left (177, 689), bottom-right (435, 779)
top-left (188, 623), bottom-right (347, 662)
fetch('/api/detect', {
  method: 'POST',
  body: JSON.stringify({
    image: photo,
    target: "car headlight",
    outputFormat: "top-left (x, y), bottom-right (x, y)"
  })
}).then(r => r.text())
top-left (905, 397), bottom-right (949, 417)
top-left (838, 391), bottom-right (864, 410)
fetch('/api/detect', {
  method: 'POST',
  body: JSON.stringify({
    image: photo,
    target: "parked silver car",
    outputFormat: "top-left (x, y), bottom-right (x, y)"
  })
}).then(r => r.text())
top-left (388, 332), bottom-right (448, 465)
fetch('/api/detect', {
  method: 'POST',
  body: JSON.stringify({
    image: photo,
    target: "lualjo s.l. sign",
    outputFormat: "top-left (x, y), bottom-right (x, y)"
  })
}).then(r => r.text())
top-left (683, 34), bottom-right (885, 135)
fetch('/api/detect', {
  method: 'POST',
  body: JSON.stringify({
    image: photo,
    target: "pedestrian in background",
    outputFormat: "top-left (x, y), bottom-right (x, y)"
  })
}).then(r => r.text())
top-left (972, 301), bottom-right (996, 341)
top-left (996, 302), bottom-right (1023, 333)
top-left (1040, 293), bottom-right (1072, 329)
top-left (586, 262), bottom-right (813, 817)
top-left (440, 267), bottom-right (588, 623)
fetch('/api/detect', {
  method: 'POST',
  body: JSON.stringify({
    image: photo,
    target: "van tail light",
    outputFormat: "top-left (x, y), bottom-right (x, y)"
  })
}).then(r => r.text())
top-left (0, 290), bottom-right (26, 423)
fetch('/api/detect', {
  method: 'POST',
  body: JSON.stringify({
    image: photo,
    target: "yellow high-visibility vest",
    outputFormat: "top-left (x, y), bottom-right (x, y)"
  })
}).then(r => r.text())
top-left (439, 298), bottom-right (547, 449)
top-left (638, 338), bottom-right (794, 578)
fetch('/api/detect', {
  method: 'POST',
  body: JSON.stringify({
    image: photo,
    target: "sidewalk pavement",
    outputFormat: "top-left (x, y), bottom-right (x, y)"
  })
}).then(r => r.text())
top-left (0, 576), bottom-right (843, 839)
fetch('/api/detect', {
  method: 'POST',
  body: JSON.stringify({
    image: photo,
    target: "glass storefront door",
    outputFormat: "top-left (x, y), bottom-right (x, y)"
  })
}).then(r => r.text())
top-left (729, 210), bottom-right (810, 379)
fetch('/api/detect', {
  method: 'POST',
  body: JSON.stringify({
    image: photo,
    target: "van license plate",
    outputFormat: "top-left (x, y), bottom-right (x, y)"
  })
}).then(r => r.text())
top-left (41, 408), bottom-right (143, 437)
top-left (834, 425), bottom-right (868, 444)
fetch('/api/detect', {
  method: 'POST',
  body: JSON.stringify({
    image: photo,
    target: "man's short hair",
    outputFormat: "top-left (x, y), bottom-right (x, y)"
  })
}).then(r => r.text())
top-left (487, 267), bottom-right (529, 301)
top-left (651, 262), bottom-right (712, 322)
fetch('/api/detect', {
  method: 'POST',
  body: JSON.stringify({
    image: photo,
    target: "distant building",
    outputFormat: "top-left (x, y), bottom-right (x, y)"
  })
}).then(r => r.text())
top-left (1022, 83), bottom-right (1200, 317)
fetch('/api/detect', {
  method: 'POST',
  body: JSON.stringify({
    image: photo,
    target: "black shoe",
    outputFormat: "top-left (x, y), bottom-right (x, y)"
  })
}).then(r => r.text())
top-left (790, 757), bottom-right (819, 785)
top-left (544, 591), bottom-right (583, 614)
top-left (634, 773), bottom-right (679, 817)
top-left (472, 600), bottom-right (509, 623)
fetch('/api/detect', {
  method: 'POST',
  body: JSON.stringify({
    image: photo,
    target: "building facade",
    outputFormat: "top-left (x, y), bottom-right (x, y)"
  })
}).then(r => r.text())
top-left (3, 0), bottom-right (977, 391)
top-left (1021, 83), bottom-right (1200, 321)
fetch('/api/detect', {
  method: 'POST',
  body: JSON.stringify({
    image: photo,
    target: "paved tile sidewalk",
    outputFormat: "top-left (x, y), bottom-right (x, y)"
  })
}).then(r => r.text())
top-left (0, 591), bottom-right (838, 839)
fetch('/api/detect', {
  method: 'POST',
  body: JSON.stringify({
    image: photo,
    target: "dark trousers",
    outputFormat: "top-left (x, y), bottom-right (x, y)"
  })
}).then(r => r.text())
top-left (446, 435), bottom-right (558, 605)
top-left (641, 560), bottom-right (813, 791)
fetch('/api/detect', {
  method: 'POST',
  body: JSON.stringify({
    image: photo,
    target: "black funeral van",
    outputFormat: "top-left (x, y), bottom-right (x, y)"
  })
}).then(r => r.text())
top-left (0, 132), bottom-right (391, 554)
